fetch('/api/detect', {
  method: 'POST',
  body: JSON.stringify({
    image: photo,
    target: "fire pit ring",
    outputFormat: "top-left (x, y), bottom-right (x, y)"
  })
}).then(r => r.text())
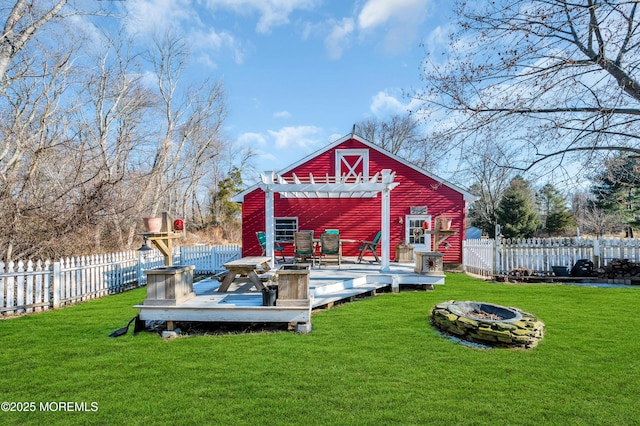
top-left (430, 300), bottom-right (544, 349)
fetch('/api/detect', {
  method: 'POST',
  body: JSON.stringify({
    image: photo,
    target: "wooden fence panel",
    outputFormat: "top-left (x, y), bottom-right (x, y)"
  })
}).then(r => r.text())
top-left (179, 244), bottom-right (241, 273)
top-left (463, 239), bottom-right (494, 276)
top-left (599, 237), bottom-right (640, 263)
top-left (465, 236), bottom-right (640, 275)
top-left (1, 260), bottom-right (52, 316)
top-left (1, 245), bottom-right (241, 317)
top-left (496, 237), bottom-right (596, 273)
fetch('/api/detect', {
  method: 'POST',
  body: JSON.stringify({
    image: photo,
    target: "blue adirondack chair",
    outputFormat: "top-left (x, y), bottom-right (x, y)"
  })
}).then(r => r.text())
top-left (357, 231), bottom-right (381, 263)
top-left (256, 231), bottom-right (285, 262)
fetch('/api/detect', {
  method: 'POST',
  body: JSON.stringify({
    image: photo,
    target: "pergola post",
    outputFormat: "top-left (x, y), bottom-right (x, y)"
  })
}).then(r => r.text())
top-left (262, 171), bottom-right (276, 269)
top-left (380, 170), bottom-right (392, 271)
top-left (380, 189), bottom-right (391, 271)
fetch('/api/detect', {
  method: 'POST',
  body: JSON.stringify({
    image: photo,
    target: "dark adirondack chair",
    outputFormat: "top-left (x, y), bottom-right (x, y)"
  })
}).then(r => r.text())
top-left (256, 231), bottom-right (285, 262)
top-left (357, 231), bottom-right (381, 263)
top-left (293, 231), bottom-right (315, 265)
top-left (318, 232), bottom-right (341, 268)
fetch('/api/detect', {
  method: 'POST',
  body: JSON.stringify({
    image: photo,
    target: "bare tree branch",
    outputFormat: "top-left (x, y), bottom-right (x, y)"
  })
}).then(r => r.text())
top-left (415, 0), bottom-right (640, 175)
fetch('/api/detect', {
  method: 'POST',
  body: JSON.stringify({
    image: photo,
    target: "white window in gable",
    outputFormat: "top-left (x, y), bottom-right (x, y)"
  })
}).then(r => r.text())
top-left (335, 149), bottom-right (369, 182)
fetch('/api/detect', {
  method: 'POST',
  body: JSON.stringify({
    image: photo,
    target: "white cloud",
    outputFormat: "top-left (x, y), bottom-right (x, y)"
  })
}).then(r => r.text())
top-left (205, 0), bottom-right (318, 34)
top-left (324, 18), bottom-right (355, 60)
top-left (274, 110), bottom-right (292, 119)
top-left (192, 29), bottom-right (247, 66)
top-left (328, 133), bottom-right (344, 143)
top-left (196, 54), bottom-right (219, 70)
top-left (197, 29), bottom-right (236, 51)
top-left (124, 0), bottom-right (194, 38)
top-left (358, 0), bottom-right (429, 29)
top-left (267, 126), bottom-right (322, 149)
top-left (425, 24), bottom-right (451, 52)
top-left (238, 132), bottom-right (268, 147)
top-left (357, 0), bottom-right (432, 52)
top-left (370, 90), bottom-right (409, 117)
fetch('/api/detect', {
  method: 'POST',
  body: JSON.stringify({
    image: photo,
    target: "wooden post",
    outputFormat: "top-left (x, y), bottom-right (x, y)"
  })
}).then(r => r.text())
top-left (53, 261), bottom-right (61, 309)
top-left (142, 211), bottom-right (182, 267)
top-left (432, 217), bottom-right (441, 251)
top-left (381, 183), bottom-right (391, 271)
top-left (262, 171), bottom-right (276, 270)
top-left (420, 217), bottom-right (457, 254)
top-left (494, 225), bottom-right (501, 275)
top-left (593, 238), bottom-right (600, 269)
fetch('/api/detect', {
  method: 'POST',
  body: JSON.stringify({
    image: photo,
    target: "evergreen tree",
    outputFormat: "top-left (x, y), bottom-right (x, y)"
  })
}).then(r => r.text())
top-left (537, 183), bottom-right (575, 236)
top-left (209, 167), bottom-right (243, 233)
top-left (592, 154), bottom-right (640, 236)
top-left (496, 176), bottom-right (540, 238)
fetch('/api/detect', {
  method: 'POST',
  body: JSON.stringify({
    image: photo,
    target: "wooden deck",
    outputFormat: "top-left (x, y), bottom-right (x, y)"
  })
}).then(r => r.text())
top-left (135, 259), bottom-right (445, 333)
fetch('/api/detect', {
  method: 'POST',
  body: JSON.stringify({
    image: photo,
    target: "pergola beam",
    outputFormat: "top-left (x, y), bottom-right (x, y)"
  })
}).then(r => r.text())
top-left (260, 170), bottom-right (397, 270)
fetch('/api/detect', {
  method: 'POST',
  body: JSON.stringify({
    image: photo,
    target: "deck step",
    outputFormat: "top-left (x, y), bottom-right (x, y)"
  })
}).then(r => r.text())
top-left (312, 283), bottom-right (388, 308)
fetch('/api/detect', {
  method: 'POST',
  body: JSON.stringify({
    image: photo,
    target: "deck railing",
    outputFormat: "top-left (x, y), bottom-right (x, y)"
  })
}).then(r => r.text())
top-left (0, 244), bottom-right (241, 317)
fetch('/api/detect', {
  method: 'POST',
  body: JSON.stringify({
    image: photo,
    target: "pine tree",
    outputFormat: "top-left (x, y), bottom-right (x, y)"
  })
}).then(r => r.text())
top-left (209, 167), bottom-right (243, 233)
top-left (497, 176), bottom-right (540, 238)
top-left (592, 154), bottom-right (640, 236)
top-left (537, 183), bottom-right (575, 236)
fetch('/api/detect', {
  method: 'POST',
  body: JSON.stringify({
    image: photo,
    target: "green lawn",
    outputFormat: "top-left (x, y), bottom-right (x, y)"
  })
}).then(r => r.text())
top-left (1, 274), bottom-right (639, 425)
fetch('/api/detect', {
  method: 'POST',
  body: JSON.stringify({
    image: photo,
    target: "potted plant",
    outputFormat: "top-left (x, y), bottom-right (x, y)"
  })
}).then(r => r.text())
top-left (142, 217), bottom-right (162, 233)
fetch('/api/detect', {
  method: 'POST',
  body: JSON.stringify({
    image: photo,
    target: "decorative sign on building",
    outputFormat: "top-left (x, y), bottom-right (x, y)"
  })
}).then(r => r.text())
top-left (410, 206), bottom-right (427, 215)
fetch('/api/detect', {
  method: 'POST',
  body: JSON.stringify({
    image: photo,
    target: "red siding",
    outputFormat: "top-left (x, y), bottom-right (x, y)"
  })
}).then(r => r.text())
top-left (240, 138), bottom-right (467, 263)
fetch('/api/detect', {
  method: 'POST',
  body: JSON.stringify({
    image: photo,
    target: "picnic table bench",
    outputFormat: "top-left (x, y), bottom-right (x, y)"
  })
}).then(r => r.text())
top-left (217, 256), bottom-right (272, 292)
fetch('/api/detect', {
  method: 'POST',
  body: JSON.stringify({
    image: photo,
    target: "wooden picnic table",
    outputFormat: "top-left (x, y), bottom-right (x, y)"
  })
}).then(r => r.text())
top-left (217, 256), bottom-right (272, 292)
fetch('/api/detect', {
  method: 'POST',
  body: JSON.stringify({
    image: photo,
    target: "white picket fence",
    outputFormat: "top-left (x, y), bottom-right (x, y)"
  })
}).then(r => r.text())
top-left (0, 244), bottom-right (241, 317)
top-left (178, 244), bottom-right (241, 274)
top-left (462, 239), bottom-right (495, 277)
top-left (463, 237), bottom-right (640, 276)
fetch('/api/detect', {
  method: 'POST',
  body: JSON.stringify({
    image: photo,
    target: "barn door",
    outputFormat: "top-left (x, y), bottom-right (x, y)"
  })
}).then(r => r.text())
top-left (406, 215), bottom-right (432, 254)
top-left (336, 149), bottom-right (369, 181)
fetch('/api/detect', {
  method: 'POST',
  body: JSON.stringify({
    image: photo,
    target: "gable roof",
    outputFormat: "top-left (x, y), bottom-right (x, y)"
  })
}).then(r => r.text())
top-left (232, 132), bottom-right (477, 202)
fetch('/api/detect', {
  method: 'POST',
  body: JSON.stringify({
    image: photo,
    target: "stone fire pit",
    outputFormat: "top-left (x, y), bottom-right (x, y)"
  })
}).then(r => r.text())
top-left (430, 300), bottom-right (544, 349)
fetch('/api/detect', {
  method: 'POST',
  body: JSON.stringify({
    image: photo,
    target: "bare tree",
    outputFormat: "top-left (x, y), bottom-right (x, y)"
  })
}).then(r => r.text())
top-left (355, 115), bottom-right (437, 171)
top-left (572, 191), bottom-right (620, 236)
top-left (0, 1), bottom-right (68, 84)
top-left (466, 144), bottom-right (518, 236)
top-left (0, 13), bottom-right (234, 260)
top-left (140, 33), bottom-right (229, 222)
top-left (0, 1), bottom-right (111, 86)
top-left (0, 29), bottom-right (80, 260)
top-left (72, 33), bottom-right (154, 250)
top-left (414, 0), bottom-right (640, 173)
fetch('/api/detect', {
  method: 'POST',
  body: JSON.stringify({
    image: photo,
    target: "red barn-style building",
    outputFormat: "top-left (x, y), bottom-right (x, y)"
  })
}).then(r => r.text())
top-left (232, 133), bottom-right (475, 269)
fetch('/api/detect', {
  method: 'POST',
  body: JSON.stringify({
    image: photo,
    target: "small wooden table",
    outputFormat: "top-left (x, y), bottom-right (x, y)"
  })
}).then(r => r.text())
top-left (217, 256), bottom-right (272, 292)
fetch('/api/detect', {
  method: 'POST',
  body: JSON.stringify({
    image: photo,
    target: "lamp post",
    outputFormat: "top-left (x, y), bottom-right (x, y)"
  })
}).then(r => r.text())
top-left (137, 237), bottom-right (154, 286)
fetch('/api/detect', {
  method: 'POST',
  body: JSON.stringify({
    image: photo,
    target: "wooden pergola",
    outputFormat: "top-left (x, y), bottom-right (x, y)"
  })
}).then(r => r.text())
top-left (259, 169), bottom-right (399, 270)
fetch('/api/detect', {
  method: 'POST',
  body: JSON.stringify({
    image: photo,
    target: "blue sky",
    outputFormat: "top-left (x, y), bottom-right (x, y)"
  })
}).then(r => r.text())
top-left (122, 0), bottom-right (451, 173)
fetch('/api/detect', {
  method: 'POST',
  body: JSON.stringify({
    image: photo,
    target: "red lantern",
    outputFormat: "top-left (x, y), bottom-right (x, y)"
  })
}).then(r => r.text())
top-left (173, 219), bottom-right (184, 231)
top-left (422, 221), bottom-right (429, 229)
